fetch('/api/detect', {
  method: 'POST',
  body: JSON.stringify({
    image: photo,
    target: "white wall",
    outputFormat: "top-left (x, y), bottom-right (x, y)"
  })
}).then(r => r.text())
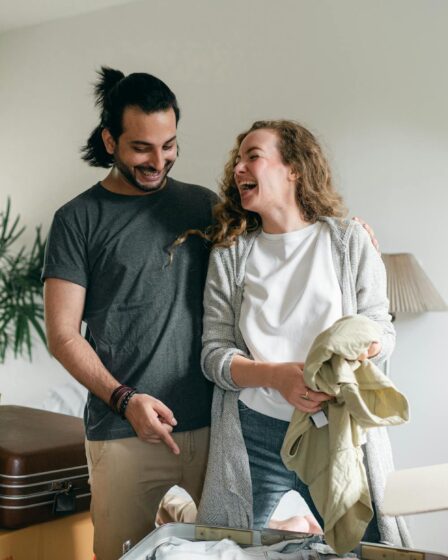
top-left (0, 0), bottom-right (447, 551)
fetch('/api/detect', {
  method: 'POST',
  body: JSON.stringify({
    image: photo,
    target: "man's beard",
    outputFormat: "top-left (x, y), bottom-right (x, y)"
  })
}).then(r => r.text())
top-left (114, 153), bottom-right (175, 194)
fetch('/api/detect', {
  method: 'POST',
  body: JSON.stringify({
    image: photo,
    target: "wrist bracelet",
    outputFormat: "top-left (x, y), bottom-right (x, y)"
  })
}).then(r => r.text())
top-left (119, 389), bottom-right (137, 419)
top-left (109, 384), bottom-right (136, 414)
top-left (109, 385), bottom-right (130, 412)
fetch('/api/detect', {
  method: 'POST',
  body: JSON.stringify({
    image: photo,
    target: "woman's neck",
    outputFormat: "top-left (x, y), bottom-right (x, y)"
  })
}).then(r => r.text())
top-left (260, 208), bottom-right (310, 234)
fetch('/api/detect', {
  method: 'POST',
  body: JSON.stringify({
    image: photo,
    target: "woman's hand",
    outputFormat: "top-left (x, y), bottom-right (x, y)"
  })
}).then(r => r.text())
top-left (357, 341), bottom-right (381, 361)
top-left (272, 362), bottom-right (332, 413)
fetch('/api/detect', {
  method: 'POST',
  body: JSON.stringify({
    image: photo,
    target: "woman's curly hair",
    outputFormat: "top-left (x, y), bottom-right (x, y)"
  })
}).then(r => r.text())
top-left (209, 120), bottom-right (346, 247)
top-left (170, 120), bottom-right (346, 259)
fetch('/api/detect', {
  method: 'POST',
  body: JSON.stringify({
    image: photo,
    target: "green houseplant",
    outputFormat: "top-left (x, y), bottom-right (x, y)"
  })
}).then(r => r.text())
top-left (0, 198), bottom-right (47, 362)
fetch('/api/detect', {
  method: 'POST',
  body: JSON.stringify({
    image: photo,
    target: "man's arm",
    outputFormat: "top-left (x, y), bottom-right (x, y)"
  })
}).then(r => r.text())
top-left (44, 278), bottom-right (180, 454)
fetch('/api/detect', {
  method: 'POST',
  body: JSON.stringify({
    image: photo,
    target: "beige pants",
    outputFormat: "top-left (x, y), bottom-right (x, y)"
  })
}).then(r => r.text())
top-left (85, 427), bottom-right (209, 560)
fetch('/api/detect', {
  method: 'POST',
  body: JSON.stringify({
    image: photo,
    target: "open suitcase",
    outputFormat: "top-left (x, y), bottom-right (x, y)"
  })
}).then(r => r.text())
top-left (119, 523), bottom-right (448, 560)
top-left (0, 405), bottom-right (91, 529)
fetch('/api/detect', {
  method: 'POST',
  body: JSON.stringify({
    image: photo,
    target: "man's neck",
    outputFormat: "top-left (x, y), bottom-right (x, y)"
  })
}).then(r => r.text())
top-left (100, 168), bottom-right (166, 196)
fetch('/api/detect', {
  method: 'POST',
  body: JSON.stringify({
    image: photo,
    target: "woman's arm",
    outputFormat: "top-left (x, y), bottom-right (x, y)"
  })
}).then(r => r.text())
top-left (202, 247), bottom-right (332, 411)
top-left (201, 247), bottom-right (249, 391)
top-left (231, 355), bottom-right (329, 413)
top-left (351, 223), bottom-right (395, 365)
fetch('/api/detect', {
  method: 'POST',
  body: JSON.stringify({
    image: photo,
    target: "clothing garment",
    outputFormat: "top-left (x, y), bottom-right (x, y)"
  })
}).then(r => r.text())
top-left (239, 400), bottom-right (322, 529)
top-left (85, 427), bottom-right (209, 560)
top-left (281, 315), bottom-right (409, 554)
top-left (43, 179), bottom-right (217, 560)
top-left (42, 179), bottom-right (217, 440)
top-left (197, 217), bottom-right (411, 548)
top-left (151, 536), bottom-right (322, 560)
top-left (239, 400), bottom-right (381, 543)
top-left (239, 223), bottom-right (342, 421)
top-left (156, 490), bottom-right (198, 525)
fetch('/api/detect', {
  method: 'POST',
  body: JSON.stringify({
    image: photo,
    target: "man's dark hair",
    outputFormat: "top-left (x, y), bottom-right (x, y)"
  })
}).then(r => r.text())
top-left (81, 66), bottom-right (180, 168)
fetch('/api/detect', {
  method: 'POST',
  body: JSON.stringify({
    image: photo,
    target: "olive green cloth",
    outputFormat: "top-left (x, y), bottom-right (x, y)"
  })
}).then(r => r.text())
top-left (281, 315), bottom-right (409, 554)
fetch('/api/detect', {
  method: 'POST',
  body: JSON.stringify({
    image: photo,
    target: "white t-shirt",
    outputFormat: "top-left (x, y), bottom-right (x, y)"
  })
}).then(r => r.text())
top-left (239, 222), bottom-right (342, 421)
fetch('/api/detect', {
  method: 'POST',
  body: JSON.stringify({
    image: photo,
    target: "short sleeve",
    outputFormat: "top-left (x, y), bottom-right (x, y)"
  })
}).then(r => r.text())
top-left (41, 211), bottom-right (89, 288)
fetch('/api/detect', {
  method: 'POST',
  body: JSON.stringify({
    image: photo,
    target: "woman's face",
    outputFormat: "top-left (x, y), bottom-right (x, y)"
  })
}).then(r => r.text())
top-left (233, 129), bottom-right (296, 214)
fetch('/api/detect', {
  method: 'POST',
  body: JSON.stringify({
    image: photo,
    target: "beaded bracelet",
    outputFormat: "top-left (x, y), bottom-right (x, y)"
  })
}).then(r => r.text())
top-left (119, 389), bottom-right (137, 419)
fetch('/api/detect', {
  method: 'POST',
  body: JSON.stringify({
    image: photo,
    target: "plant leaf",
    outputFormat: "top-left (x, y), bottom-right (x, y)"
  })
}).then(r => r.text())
top-left (0, 198), bottom-right (47, 363)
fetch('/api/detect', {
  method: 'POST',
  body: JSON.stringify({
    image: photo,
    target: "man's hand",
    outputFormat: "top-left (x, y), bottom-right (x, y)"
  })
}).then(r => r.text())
top-left (353, 217), bottom-right (380, 254)
top-left (124, 393), bottom-right (180, 455)
top-left (272, 362), bottom-right (332, 413)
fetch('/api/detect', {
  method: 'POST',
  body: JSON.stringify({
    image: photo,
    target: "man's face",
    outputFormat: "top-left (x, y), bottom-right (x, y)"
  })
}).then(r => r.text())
top-left (104, 106), bottom-right (177, 194)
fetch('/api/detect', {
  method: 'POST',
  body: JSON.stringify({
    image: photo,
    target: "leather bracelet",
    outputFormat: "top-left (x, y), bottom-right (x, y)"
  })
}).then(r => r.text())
top-left (110, 384), bottom-right (135, 414)
top-left (109, 385), bottom-right (129, 412)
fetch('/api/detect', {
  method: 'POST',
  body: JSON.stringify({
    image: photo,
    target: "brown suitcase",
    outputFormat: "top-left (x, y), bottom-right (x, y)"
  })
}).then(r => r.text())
top-left (0, 405), bottom-right (91, 529)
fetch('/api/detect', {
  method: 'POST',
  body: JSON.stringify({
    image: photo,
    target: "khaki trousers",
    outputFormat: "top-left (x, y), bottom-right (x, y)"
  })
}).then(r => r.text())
top-left (85, 427), bottom-right (209, 560)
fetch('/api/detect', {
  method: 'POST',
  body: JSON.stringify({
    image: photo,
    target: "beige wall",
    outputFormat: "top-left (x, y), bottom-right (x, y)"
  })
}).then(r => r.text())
top-left (1, 0), bottom-right (447, 550)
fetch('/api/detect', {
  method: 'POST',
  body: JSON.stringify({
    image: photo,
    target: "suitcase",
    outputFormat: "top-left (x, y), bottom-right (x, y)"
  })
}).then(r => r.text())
top-left (120, 523), bottom-right (320, 559)
top-left (0, 405), bottom-right (91, 529)
top-left (119, 523), bottom-right (448, 560)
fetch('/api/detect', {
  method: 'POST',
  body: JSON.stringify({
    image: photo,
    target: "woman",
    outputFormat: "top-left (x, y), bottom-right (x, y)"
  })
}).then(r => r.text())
top-left (196, 120), bottom-right (410, 547)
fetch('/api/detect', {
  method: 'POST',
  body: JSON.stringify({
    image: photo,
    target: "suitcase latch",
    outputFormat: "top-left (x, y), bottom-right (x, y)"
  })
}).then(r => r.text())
top-left (52, 481), bottom-right (76, 515)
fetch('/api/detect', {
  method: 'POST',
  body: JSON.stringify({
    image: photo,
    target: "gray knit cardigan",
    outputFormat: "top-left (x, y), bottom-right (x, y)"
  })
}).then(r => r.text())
top-left (197, 217), bottom-right (411, 547)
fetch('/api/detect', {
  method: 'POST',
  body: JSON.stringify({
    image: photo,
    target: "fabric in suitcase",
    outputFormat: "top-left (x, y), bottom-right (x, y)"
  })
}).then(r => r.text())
top-left (120, 523), bottom-right (448, 560)
top-left (0, 405), bottom-right (90, 529)
top-left (120, 523), bottom-right (323, 559)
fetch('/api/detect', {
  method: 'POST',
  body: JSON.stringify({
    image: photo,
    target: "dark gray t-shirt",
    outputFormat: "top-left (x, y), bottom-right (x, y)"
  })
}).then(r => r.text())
top-left (42, 178), bottom-right (217, 440)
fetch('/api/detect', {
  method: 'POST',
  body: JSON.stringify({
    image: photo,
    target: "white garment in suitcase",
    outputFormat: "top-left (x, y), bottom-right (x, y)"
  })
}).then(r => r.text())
top-left (152, 535), bottom-right (320, 559)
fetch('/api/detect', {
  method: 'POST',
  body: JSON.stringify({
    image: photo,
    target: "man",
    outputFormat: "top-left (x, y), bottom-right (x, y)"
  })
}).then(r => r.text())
top-left (42, 67), bottom-right (217, 560)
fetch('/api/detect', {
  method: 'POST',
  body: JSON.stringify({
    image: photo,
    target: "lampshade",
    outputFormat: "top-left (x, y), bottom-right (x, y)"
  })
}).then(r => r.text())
top-left (381, 253), bottom-right (447, 315)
